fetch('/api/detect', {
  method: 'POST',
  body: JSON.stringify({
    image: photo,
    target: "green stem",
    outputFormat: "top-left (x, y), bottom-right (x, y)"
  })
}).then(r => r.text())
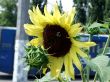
top-left (86, 66), bottom-right (90, 82)
top-left (93, 73), bottom-right (97, 82)
top-left (102, 35), bottom-right (110, 55)
top-left (58, 78), bottom-right (63, 82)
top-left (58, 77), bottom-right (67, 82)
top-left (85, 34), bottom-right (92, 82)
top-left (81, 71), bottom-right (86, 82)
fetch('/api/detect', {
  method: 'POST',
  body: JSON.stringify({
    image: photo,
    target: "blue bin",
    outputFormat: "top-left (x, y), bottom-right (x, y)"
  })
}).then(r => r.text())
top-left (80, 34), bottom-right (108, 58)
top-left (0, 49), bottom-right (15, 73)
top-left (90, 35), bottom-right (108, 58)
top-left (78, 34), bottom-right (108, 75)
top-left (0, 27), bottom-right (16, 73)
top-left (0, 27), bottom-right (37, 74)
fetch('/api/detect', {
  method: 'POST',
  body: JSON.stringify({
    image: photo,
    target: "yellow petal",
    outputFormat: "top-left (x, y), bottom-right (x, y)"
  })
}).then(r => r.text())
top-left (73, 40), bottom-right (96, 48)
top-left (48, 56), bottom-right (63, 78)
top-left (64, 56), bottom-right (69, 78)
top-left (33, 6), bottom-right (46, 23)
top-left (36, 5), bottom-right (42, 15)
top-left (60, 14), bottom-right (66, 27)
top-left (32, 6), bottom-right (37, 14)
top-left (60, 14), bottom-right (71, 31)
top-left (69, 23), bottom-right (82, 37)
top-left (74, 47), bottom-right (88, 58)
top-left (27, 38), bottom-right (43, 46)
top-left (60, 14), bottom-right (66, 24)
top-left (29, 6), bottom-right (51, 26)
top-left (66, 7), bottom-right (76, 25)
top-left (24, 24), bottom-right (43, 37)
top-left (68, 54), bottom-right (75, 80)
top-left (28, 10), bottom-right (39, 25)
top-left (64, 54), bottom-right (75, 79)
top-left (51, 3), bottom-right (61, 24)
top-left (53, 3), bottom-right (61, 19)
top-left (70, 49), bottom-right (82, 71)
top-left (28, 10), bottom-right (46, 27)
top-left (44, 6), bottom-right (54, 22)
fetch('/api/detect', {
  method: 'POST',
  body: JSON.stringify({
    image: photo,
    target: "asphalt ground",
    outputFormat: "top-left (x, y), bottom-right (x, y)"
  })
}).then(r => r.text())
top-left (0, 72), bottom-right (96, 82)
top-left (0, 80), bottom-right (95, 82)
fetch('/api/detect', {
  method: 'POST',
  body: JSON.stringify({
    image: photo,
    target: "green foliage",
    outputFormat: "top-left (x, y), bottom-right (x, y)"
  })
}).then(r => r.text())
top-left (85, 22), bottom-right (109, 34)
top-left (34, 72), bottom-right (56, 82)
top-left (74, 0), bottom-right (87, 24)
top-left (87, 22), bottom-right (102, 34)
top-left (88, 0), bottom-right (105, 23)
top-left (34, 72), bottom-right (70, 82)
top-left (0, 0), bottom-right (17, 26)
top-left (88, 22), bottom-right (103, 29)
top-left (86, 55), bottom-right (110, 82)
top-left (25, 46), bottom-right (48, 69)
top-left (58, 0), bottom-right (63, 13)
top-left (74, 0), bottom-right (110, 25)
top-left (104, 0), bottom-right (110, 19)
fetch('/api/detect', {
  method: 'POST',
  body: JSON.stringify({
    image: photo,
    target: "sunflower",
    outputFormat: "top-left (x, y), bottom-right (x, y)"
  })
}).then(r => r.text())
top-left (24, 4), bottom-right (96, 79)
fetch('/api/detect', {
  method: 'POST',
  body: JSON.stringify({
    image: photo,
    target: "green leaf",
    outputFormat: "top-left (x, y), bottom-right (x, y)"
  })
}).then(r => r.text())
top-left (102, 23), bottom-right (109, 28)
top-left (102, 66), bottom-right (110, 82)
top-left (88, 22), bottom-right (103, 29)
top-left (86, 55), bottom-right (110, 82)
top-left (87, 22), bottom-right (109, 34)
top-left (34, 72), bottom-right (70, 82)
top-left (99, 28), bottom-right (109, 34)
top-left (34, 72), bottom-right (55, 82)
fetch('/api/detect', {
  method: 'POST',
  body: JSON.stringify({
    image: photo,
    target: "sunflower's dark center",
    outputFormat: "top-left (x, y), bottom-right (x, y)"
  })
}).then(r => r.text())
top-left (43, 25), bottom-right (72, 57)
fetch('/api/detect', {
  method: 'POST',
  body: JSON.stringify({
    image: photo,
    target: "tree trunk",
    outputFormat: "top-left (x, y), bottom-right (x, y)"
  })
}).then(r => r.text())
top-left (104, 0), bottom-right (110, 19)
top-left (88, 0), bottom-right (105, 23)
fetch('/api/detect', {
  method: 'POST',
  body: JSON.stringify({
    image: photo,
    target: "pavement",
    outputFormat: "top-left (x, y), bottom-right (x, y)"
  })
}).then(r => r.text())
top-left (0, 80), bottom-right (95, 82)
top-left (0, 72), bottom-right (34, 82)
top-left (0, 72), bottom-right (97, 82)
top-left (0, 80), bottom-right (33, 82)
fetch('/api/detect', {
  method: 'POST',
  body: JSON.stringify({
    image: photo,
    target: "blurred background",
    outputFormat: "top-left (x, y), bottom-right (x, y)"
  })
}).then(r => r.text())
top-left (0, 0), bottom-right (110, 27)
